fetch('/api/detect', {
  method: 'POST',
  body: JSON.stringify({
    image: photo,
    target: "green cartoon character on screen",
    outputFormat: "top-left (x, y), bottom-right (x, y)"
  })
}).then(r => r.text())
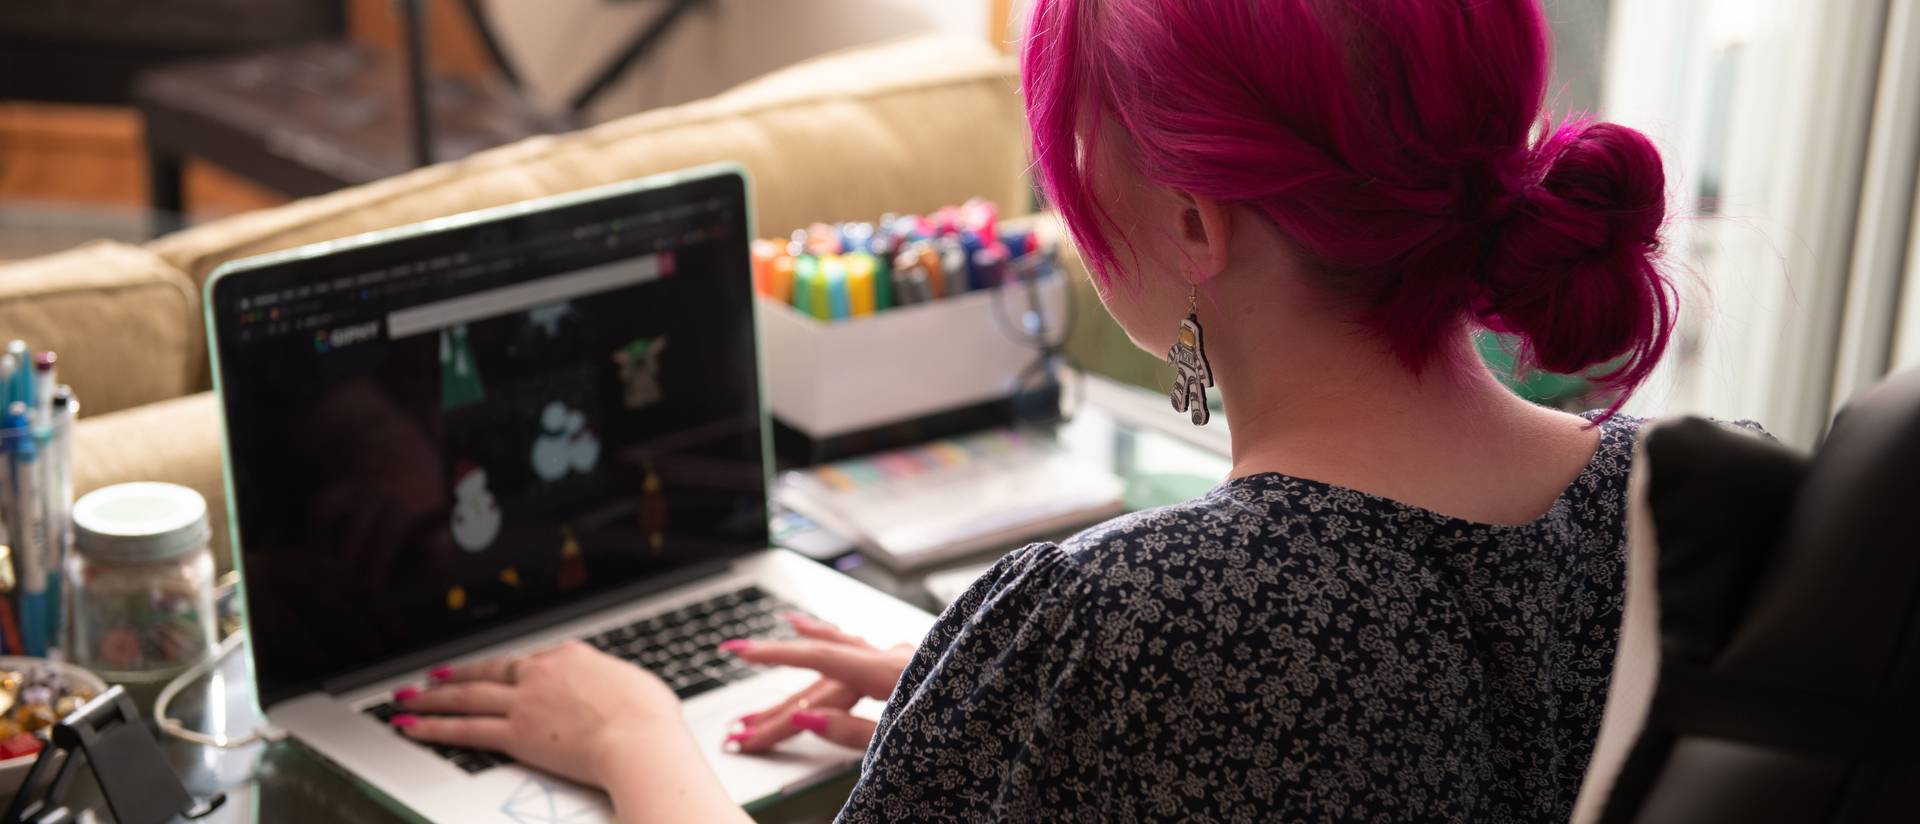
top-left (439, 324), bottom-right (485, 410)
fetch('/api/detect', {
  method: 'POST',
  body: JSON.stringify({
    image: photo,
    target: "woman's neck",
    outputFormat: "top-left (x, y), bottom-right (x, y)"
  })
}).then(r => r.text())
top-left (1202, 283), bottom-right (1600, 525)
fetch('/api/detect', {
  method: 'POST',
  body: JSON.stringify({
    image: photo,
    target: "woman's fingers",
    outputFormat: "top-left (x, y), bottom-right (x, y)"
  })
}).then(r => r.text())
top-left (783, 613), bottom-right (869, 647)
top-left (735, 675), bottom-right (834, 728)
top-left (430, 657), bottom-right (519, 685)
top-left (396, 714), bottom-right (512, 752)
top-left (727, 680), bottom-right (859, 754)
top-left (788, 708), bottom-right (878, 750)
top-left (399, 682), bottom-right (516, 717)
top-left (718, 639), bottom-right (899, 698)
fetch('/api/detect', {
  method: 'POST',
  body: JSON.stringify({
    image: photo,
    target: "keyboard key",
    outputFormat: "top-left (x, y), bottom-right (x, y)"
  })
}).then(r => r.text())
top-left (676, 678), bottom-right (724, 700)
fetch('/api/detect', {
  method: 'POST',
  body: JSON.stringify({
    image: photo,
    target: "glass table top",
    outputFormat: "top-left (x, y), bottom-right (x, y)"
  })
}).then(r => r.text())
top-left (21, 376), bottom-right (1230, 824)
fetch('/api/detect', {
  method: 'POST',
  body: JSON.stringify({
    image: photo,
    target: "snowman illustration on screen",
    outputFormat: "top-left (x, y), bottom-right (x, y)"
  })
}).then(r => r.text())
top-left (531, 401), bottom-right (602, 482)
top-left (450, 461), bottom-right (502, 553)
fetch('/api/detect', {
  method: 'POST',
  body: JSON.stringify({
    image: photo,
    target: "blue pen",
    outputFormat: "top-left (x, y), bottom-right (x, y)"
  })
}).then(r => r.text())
top-left (0, 352), bottom-right (16, 418)
top-left (4, 401), bottom-right (46, 656)
top-left (4, 342), bottom-right (26, 411)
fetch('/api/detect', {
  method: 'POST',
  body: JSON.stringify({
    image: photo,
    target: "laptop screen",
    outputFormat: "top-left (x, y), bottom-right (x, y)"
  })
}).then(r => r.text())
top-left (209, 172), bottom-right (766, 705)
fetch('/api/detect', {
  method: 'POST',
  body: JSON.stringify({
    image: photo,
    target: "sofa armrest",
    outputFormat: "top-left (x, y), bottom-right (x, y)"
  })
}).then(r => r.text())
top-left (72, 391), bottom-right (230, 570)
top-left (0, 241), bottom-right (202, 417)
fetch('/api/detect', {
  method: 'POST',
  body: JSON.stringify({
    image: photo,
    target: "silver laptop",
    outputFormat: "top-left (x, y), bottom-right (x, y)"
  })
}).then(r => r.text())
top-left (204, 165), bottom-right (934, 822)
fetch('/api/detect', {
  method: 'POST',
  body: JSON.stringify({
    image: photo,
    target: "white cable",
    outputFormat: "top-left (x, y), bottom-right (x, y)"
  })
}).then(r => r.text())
top-left (154, 629), bottom-right (287, 748)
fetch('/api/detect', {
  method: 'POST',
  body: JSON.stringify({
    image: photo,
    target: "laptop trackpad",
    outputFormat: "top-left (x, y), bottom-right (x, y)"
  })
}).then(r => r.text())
top-left (683, 667), bottom-right (877, 803)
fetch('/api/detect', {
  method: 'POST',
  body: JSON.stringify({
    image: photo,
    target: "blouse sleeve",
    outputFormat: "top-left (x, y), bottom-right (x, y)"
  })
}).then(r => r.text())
top-left (836, 542), bottom-right (1133, 823)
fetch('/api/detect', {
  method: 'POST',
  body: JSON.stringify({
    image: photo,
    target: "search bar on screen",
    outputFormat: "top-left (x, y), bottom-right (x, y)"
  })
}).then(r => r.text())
top-left (386, 253), bottom-right (668, 339)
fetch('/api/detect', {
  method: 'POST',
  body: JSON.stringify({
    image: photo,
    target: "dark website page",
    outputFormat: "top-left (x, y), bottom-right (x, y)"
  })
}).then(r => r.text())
top-left (212, 178), bottom-right (766, 703)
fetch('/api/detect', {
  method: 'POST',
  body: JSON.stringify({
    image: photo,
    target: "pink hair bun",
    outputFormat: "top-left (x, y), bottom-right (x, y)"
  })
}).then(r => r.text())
top-left (1022, 0), bottom-right (1675, 411)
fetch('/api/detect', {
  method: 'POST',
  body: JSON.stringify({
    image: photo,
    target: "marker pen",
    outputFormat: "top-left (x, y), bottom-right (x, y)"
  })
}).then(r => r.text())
top-left (750, 239), bottom-right (779, 296)
top-left (769, 254), bottom-right (797, 305)
top-left (822, 255), bottom-right (851, 321)
top-left (973, 243), bottom-right (1011, 290)
top-left (792, 255), bottom-right (820, 317)
top-left (807, 259), bottom-right (833, 321)
top-left (891, 250), bottom-right (924, 306)
top-left (941, 237), bottom-right (971, 296)
top-left (846, 253), bottom-right (877, 317)
top-left (869, 248), bottom-right (894, 312)
top-left (918, 244), bottom-right (946, 300)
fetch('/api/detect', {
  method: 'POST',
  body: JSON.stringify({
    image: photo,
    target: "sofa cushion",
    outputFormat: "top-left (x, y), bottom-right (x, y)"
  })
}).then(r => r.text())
top-left (72, 390), bottom-right (231, 568)
top-left (0, 241), bottom-right (200, 416)
top-left (150, 34), bottom-right (1029, 288)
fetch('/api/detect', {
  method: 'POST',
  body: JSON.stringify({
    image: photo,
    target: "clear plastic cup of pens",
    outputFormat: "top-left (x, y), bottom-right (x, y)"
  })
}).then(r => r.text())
top-left (0, 387), bottom-right (79, 661)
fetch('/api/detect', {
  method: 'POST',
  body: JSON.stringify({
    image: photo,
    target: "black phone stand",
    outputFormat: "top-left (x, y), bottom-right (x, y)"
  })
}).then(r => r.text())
top-left (1, 686), bottom-right (223, 824)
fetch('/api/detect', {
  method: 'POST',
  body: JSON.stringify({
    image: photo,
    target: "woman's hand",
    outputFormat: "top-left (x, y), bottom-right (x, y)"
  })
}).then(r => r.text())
top-left (393, 641), bottom-right (683, 788)
top-left (717, 614), bottom-right (915, 753)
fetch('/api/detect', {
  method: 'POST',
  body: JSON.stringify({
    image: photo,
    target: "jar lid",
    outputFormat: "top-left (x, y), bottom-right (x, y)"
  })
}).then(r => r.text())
top-left (73, 482), bottom-right (210, 563)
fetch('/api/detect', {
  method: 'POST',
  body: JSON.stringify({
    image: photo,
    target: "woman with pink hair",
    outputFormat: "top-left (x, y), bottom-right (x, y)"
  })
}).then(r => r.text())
top-left (400, 1), bottom-right (1696, 819)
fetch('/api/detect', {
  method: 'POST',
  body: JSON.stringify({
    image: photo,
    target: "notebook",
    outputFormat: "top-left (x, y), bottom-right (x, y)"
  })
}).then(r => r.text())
top-left (773, 428), bottom-right (1127, 570)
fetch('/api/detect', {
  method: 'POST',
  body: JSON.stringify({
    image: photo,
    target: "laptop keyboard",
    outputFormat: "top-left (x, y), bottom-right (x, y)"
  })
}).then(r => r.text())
top-left (364, 700), bottom-right (517, 773)
top-left (365, 585), bottom-right (801, 774)
top-left (582, 585), bottom-right (800, 696)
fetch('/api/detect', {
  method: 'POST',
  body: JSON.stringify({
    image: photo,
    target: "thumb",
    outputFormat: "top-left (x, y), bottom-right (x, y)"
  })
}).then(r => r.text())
top-left (790, 708), bottom-right (877, 750)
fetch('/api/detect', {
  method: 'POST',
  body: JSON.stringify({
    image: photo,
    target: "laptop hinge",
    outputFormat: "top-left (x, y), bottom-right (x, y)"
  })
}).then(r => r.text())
top-left (313, 558), bottom-right (734, 700)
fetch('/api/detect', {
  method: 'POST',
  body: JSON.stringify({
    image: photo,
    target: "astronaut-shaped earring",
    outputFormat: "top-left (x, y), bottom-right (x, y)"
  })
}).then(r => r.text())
top-left (1168, 286), bottom-right (1214, 426)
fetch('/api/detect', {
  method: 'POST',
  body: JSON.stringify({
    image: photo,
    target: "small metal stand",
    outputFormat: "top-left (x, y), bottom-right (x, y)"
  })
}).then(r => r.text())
top-left (1, 686), bottom-right (221, 824)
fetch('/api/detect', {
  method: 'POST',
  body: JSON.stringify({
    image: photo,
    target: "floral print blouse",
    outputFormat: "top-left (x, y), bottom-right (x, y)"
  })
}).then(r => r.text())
top-left (838, 414), bottom-right (1649, 822)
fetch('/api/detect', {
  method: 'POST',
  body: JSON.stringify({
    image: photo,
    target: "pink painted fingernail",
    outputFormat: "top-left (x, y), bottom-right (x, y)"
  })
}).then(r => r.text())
top-left (735, 712), bottom-right (760, 726)
top-left (393, 686), bottom-right (420, 702)
top-left (428, 666), bottom-right (453, 682)
top-left (390, 713), bottom-right (420, 730)
top-left (717, 639), bottom-right (753, 653)
top-left (783, 612), bottom-right (816, 626)
top-left (790, 710), bottom-right (828, 734)
top-left (724, 729), bottom-right (753, 744)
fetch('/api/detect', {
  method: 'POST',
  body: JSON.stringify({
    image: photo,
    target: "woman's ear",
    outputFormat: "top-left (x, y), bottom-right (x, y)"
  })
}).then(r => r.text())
top-left (1174, 190), bottom-right (1233, 286)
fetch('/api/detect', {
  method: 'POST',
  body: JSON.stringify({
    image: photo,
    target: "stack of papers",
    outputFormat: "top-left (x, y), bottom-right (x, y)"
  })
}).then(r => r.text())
top-left (774, 428), bottom-right (1126, 570)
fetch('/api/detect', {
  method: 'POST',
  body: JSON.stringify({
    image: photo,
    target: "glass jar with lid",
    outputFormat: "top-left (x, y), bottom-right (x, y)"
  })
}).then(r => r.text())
top-left (65, 482), bottom-right (218, 685)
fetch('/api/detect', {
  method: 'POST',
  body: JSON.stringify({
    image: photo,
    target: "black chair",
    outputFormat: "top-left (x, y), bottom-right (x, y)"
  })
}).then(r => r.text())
top-left (1584, 368), bottom-right (1920, 822)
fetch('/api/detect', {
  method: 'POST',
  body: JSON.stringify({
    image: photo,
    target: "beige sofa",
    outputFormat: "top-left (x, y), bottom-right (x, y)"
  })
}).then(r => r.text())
top-left (0, 35), bottom-right (1044, 567)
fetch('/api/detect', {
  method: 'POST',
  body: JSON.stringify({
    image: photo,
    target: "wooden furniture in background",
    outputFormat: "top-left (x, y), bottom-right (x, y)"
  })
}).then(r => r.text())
top-left (0, 0), bottom-right (496, 220)
top-left (0, 102), bottom-right (285, 218)
top-left (348, 0), bottom-right (496, 80)
top-left (0, 0), bottom-right (343, 105)
top-left (134, 41), bottom-right (566, 234)
top-left (992, 0), bottom-right (1015, 52)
